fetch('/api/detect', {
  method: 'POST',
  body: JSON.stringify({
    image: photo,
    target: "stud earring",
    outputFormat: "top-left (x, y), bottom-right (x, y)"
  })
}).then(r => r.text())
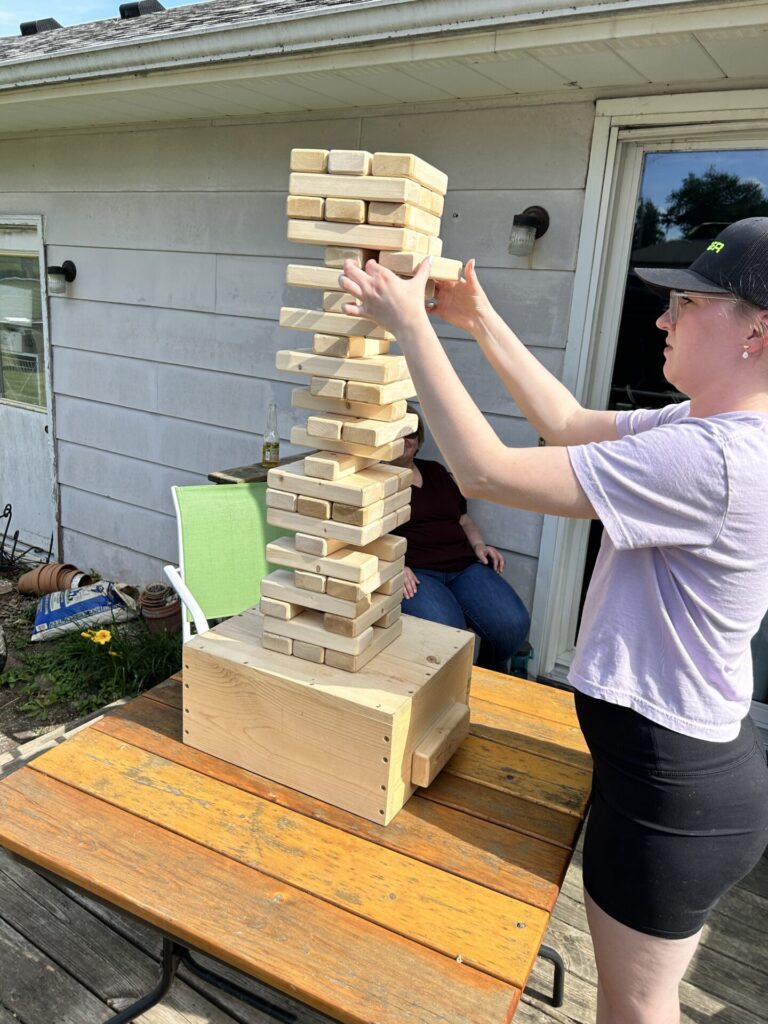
top-left (742, 345), bottom-right (750, 360)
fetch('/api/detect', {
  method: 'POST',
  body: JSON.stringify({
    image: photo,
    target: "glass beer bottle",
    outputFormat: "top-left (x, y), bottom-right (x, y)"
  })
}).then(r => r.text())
top-left (261, 402), bottom-right (280, 468)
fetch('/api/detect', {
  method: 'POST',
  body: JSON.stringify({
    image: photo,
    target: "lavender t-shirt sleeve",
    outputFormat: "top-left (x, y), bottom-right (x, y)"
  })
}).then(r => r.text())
top-left (568, 419), bottom-right (728, 550)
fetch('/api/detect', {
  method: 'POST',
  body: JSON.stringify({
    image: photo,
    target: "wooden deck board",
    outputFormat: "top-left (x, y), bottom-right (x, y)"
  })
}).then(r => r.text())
top-left (0, 840), bottom-right (765, 1023)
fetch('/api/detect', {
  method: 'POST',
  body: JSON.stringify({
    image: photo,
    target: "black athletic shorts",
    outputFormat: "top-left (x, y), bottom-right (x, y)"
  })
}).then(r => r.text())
top-left (574, 690), bottom-right (768, 939)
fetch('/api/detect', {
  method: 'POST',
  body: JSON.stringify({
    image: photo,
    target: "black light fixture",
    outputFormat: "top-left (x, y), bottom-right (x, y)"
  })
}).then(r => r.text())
top-left (46, 260), bottom-right (77, 296)
top-left (508, 206), bottom-right (550, 257)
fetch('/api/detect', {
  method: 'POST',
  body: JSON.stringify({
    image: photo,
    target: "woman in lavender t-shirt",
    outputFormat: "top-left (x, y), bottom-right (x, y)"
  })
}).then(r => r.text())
top-left (339, 218), bottom-right (768, 1024)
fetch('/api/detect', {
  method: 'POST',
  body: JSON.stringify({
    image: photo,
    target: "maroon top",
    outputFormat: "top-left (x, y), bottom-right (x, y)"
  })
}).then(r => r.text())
top-left (393, 459), bottom-right (477, 571)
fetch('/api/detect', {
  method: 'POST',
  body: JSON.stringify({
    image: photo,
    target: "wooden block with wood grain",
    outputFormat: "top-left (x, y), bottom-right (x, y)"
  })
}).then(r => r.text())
top-left (183, 608), bottom-right (474, 823)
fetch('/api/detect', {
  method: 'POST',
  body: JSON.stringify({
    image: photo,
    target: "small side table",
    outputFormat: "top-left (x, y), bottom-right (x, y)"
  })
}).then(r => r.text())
top-left (208, 451), bottom-right (309, 484)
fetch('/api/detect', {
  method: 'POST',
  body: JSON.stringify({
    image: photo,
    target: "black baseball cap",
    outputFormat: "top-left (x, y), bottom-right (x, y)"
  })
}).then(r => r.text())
top-left (634, 217), bottom-right (768, 310)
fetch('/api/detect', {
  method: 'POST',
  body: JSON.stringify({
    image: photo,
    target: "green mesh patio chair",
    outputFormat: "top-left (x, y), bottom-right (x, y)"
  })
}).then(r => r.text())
top-left (164, 482), bottom-right (286, 643)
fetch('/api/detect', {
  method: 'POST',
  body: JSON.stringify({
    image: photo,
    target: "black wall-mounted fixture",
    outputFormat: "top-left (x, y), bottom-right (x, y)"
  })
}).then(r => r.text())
top-left (20, 18), bottom-right (62, 35)
top-left (47, 260), bottom-right (77, 296)
top-left (120, 0), bottom-right (165, 18)
top-left (508, 206), bottom-right (550, 257)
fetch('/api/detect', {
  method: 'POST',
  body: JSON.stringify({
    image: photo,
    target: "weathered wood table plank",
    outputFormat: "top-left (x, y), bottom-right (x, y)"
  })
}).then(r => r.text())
top-left (0, 669), bottom-right (592, 1024)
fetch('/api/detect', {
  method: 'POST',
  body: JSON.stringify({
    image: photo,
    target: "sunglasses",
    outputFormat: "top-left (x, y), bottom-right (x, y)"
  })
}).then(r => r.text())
top-left (665, 290), bottom-right (737, 326)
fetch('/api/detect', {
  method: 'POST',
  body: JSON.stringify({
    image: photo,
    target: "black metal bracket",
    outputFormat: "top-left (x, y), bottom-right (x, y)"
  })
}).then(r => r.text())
top-left (0, 503), bottom-right (53, 571)
top-left (537, 943), bottom-right (565, 1007)
top-left (102, 937), bottom-right (296, 1023)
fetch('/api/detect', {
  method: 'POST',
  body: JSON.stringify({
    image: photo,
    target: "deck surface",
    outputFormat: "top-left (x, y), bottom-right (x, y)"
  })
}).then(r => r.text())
top-left (0, 672), bottom-right (765, 1023)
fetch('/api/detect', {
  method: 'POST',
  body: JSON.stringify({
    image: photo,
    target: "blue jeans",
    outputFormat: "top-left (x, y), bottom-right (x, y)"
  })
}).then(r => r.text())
top-left (402, 562), bottom-right (530, 673)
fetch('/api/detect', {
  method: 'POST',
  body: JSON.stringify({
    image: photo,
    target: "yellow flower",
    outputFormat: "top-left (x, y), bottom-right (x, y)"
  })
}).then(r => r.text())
top-left (81, 630), bottom-right (93, 639)
top-left (108, 651), bottom-right (120, 658)
top-left (90, 629), bottom-right (112, 646)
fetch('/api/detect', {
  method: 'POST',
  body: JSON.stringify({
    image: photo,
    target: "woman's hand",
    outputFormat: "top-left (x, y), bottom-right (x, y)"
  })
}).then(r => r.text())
top-left (474, 543), bottom-right (505, 574)
top-left (339, 258), bottom-right (433, 339)
top-left (432, 259), bottom-right (493, 335)
top-left (402, 566), bottom-right (420, 600)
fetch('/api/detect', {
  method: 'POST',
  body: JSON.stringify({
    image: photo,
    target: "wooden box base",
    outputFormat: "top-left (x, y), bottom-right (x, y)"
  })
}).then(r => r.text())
top-left (183, 609), bottom-right (474, 824)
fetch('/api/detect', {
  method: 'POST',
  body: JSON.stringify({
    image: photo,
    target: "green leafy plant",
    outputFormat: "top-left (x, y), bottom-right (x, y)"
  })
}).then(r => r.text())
top-left (0, 617), bottom-right (181, 716)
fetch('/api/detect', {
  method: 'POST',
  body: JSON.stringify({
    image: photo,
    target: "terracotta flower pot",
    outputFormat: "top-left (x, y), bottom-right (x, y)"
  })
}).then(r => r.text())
top-left (38, 563), bottom-right (64, 595)
top-left (140, 599), bottom-right (182, 635)
top-left (17, 566), bottom-right (44, 595)
top-left (55, 563), bottom-right (79, 590)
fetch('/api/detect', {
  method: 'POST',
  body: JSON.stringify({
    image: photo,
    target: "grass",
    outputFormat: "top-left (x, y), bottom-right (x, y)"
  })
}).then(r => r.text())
top-left (0, 615), bottom-right (182, 717)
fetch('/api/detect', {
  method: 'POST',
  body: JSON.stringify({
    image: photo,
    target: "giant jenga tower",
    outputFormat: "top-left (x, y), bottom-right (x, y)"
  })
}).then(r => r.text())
top-left (259, 148), bottom-right (462, 671)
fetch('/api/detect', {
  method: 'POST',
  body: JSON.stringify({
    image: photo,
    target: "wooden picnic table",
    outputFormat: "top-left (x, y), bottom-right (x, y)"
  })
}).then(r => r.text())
top-left (0, 666), bottom-right (591, 1024)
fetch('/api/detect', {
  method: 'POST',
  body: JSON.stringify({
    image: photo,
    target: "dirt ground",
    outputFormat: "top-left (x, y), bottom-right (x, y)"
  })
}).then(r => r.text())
top-left (0, 567), bottom-right (80, 748)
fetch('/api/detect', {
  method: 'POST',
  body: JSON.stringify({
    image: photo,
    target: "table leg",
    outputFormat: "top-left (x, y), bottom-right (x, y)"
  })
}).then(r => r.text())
top-left (104, 937), bottom-right (182, 1022)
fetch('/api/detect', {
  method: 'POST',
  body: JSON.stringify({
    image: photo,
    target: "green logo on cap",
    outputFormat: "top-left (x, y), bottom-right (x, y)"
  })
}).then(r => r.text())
top-left (707, 241), bottom-right (725, 253)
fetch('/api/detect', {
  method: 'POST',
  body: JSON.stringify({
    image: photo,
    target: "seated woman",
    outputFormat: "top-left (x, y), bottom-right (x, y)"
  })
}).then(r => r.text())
top-left (392, 408), bottom-right (530, 672)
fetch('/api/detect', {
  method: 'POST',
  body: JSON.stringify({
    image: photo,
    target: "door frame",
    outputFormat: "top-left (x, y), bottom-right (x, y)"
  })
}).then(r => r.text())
top-left (530, 89), bottom-right (768, 738)
top-left (0, 214), bottom-right (59, 558)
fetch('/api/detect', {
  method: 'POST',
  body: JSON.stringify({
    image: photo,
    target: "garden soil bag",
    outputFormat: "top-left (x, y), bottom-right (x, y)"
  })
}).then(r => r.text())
top-left (30, 582), bottom-right (139, 642)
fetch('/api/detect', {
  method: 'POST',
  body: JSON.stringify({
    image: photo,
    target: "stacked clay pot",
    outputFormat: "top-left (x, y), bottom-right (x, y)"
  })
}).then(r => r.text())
top-left (139, 582), bottom-right (182, 635)
top-left (17, 563), bottom-right (93, 597)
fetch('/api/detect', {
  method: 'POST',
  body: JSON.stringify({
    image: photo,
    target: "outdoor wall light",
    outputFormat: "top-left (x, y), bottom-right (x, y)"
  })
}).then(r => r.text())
top-left (508, 206), bottom-right (550, 257)
top-left (46, 260), bottom-right (77, 296)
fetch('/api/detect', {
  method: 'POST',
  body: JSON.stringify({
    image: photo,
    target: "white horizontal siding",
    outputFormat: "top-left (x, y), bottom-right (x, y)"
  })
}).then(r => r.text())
top-left (0, 100), bottom-right (593, 590)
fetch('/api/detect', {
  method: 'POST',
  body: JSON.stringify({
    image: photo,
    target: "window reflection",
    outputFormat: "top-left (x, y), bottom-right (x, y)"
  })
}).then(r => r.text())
top-left (0, 251), bottom-right (46, 409)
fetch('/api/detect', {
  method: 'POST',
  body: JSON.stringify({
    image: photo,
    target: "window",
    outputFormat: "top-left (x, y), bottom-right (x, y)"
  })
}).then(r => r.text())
top-left (0, 240), bottom-right (46, 409)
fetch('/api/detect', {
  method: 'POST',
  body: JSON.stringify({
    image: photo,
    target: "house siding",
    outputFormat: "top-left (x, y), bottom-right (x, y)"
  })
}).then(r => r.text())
top-left (0, 101), bottom-right (594, 597)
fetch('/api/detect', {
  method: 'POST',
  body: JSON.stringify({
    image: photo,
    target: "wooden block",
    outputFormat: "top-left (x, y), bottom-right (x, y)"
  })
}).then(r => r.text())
top-left (345, 378), bottom-right (417, 404)
top-left (357, 534), bottom-right (408, 561)
top-left (184, 609), bottom-right (475, 823)
top-left (266, 487), bottom-right (298, 512)
top-left (268, 461), bottom-right (385, 508)
top-left (278, 309), bottom-right (393, 341)
top-left (291, 425), bottom-right (404, 462)
top-left (382, 488), bottom-right (411, 516)
top-left (259, 596), bottom-right (302, 620)
top-left (297, 494), bottom-right (331, 519)
top-left (262, 631), bottom-right (293, 655)
top-left (303, 450), bottom-right (377, 480)
top-left (325, 620), bottom-right (404, 672)
top-left (294, 532), bottom-right (347, 556)
top-left (372, 152), bottom-right (448, 195)
top-left (306, 412), bottom-right (346, 441)
top-left (286, 264), bottom-right (346, 291)
top-left (293, 639), bottom-right (325, 664)
top-left (288, 219), bottom-right (433, 255)
top-left (262, 569), bottom-right (370, 619)
top-left (294, 569), bottom-right (326, 593)
top-left (267, 506), bottom-right (398, 547)
top-left (312, 331), bottom-right (390, 357)
top-left (320, 292), bottom-right (358, 315)
top-left (342, 412), bottom-right (418, 447)
top-left (292, 387), bottom-right (407, 422)
top-left (379, 251), bottom-right (462, 281)
top-left (374, 605), bottom-right (402, 629)
top-left (331, 499), bottom-right (385, 527)
top-left (376, 570), bottom-right (405, 597)
top-left (425, 190), bottom-right (445, 217)
top-left (323, 590), bottom-right (402, 637)
top-left (286, 195), bottom-right (325, 220)
top-left (290, 172), bottom-right (438, 214)
top-left (396, 505), bottom-right (411, 527)
top-left (277, 349), bottom-right (408, 384)
top-left (290, 148), bottom-right (329, 173)
top-left (368, 202), bottom-right (441, 236)
top-left (363, 463), bottom-right (413, 495)
top-left (262, 607), bottom-right (374, 656)
top-left (309, 376), bottom-right (346, 398)
top-left (324, 246), bottom-right (377, 268)
top-left (266, 537), bottom-right (379, 583)
top-left (326, 557), bottom-right (405, 600)
top-left (327, 149), bottom-right (373, 175)
top-left (411, 703), bottom-right (470, 788)
top-left (325, 197), bottom-right (367, 223)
